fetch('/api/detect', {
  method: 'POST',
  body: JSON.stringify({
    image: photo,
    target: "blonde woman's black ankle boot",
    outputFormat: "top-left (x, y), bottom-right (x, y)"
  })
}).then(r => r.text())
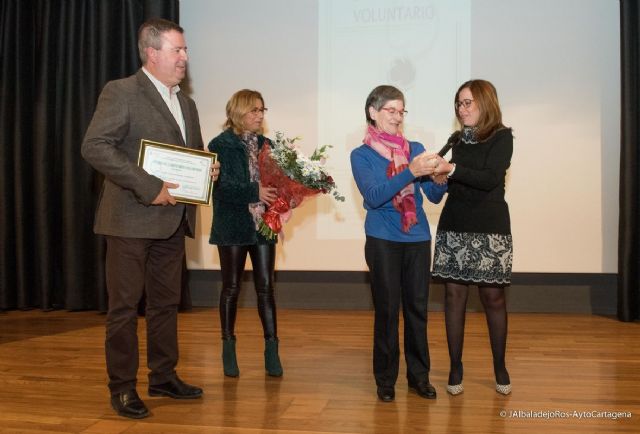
top-left (264, 338), bottom-right (283, 377)
top-left (222, 337), bottom-right (239, 377)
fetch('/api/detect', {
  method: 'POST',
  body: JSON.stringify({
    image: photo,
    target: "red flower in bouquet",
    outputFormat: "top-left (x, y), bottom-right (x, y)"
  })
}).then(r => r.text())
top-left (257, 132), bottom-right (344, 239)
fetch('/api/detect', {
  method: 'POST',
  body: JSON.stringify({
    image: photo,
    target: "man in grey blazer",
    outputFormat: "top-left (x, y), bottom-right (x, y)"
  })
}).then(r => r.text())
top-left (82, 18), bottom-right (219, 419)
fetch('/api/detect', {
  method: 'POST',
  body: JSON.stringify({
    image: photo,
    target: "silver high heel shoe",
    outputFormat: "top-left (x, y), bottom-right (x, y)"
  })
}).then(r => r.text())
top-left (446, 383), bottom-right (464, 395)
top-left (496, 383), bottom-right (512, 395)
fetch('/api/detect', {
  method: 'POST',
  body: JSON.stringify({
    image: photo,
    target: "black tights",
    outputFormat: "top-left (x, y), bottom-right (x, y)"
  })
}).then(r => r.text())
top-left (218, 244), bottom-right (277, 340)
top-left (444, 282), bottom-right (510, 385)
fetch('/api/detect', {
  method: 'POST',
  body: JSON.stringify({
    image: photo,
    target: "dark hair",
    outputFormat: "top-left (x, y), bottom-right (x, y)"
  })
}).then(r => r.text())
top-left (455, 79), bottom-right (506, 141)
top-left (138, 18), bottom-right (184, 64)
top-left (365, 85), bottom-right (405, 126)
top-left (224, 89), bottom-right (265, 135)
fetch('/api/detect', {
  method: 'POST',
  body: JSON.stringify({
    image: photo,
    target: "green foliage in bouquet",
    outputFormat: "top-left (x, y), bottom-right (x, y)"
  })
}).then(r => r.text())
top-left (271, 132), bottom-right (344, 201)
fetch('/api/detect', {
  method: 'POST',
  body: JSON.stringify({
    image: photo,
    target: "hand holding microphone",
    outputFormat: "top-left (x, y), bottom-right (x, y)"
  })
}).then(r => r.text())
top-left (410, 133), bottom-right (460, 178)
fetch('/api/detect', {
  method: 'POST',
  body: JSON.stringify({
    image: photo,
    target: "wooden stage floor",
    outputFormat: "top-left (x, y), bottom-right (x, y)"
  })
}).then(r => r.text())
top-left (0, 309), bottom-right (638, 433)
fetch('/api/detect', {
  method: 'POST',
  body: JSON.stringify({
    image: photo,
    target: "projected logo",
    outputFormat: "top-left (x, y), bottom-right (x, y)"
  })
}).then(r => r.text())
top-left (388, 57), bottom-right (416, 89)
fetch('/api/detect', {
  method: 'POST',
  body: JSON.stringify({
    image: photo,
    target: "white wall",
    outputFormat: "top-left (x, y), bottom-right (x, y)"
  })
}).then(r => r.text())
top-left (181, 0), bottom-right (620, 273)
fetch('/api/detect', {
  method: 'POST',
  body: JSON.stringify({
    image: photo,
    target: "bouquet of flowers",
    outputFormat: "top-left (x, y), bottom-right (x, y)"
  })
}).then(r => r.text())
top-left (258, 131), bottom-right (344, 239)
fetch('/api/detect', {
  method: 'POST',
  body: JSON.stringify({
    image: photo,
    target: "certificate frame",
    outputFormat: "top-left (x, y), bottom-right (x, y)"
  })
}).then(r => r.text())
top-left (138, 139), bottom-right (217, 206)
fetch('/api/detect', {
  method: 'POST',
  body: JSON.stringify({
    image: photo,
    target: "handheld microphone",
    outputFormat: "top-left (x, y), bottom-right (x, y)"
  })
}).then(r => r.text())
top-left (437, 133), bottom-right (461, 157)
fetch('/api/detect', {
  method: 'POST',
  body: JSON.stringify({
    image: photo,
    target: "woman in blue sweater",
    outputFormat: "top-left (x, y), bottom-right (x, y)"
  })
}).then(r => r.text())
top-left (351, 85), bottom-right (447, 402)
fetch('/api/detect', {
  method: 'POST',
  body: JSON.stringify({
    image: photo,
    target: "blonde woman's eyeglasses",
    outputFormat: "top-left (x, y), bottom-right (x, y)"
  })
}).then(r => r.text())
top-left (249, 107), bottom-right (268, 115)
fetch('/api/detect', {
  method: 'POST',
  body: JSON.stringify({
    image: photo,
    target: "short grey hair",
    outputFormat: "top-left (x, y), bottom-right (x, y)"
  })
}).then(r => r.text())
top-left (365, 85), bottom-right (405, 126)
top-left (138, 18), bottom-right (183, 64)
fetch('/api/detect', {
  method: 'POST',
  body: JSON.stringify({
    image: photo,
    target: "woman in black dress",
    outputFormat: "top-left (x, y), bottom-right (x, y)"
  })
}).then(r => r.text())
top-left (432, 79), bottom-right (513, 396)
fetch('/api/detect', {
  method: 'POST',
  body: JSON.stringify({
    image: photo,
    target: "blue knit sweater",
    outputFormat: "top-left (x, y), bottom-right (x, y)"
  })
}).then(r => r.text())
top-left (350, 142), bottom-right (447, 242)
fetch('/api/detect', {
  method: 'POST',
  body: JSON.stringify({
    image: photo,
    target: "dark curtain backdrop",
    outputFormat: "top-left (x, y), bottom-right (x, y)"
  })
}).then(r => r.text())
top-left (0, 0), bottom-right (179, 311)
top-left (619, 0), bottom-right (640, 321)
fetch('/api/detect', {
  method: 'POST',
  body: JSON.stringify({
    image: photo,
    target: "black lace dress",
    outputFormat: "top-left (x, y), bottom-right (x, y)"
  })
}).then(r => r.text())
top-left (432, 127), bottom-right (513, 287)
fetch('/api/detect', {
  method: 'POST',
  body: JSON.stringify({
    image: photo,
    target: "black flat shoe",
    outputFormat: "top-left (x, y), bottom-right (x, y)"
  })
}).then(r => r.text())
top-left (408, 380), bottom-right (437, 399)
top-left (377, 386), bottom-right (395, 402)
top-left (148, 376), bottom-right (203, 399)
top-left (111, 389), bottom-right (149, 419)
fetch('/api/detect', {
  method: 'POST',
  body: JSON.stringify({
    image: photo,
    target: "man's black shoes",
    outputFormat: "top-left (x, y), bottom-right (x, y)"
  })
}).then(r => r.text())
top-left (148, 376), bottom-right (203, 399)
top-left (377, 386), bottom-right (395, 402)
top-left (111, 389), bottom-right (149, 419)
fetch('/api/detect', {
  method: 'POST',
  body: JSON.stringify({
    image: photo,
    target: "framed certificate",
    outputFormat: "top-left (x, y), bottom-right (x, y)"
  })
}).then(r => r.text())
top-left (138, 139), bottom-right (217, 205)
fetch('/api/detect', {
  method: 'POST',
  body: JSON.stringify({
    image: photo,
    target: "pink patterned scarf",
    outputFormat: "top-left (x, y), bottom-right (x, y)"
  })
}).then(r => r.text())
top-left (363, 124), bottom-right (417, 232)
